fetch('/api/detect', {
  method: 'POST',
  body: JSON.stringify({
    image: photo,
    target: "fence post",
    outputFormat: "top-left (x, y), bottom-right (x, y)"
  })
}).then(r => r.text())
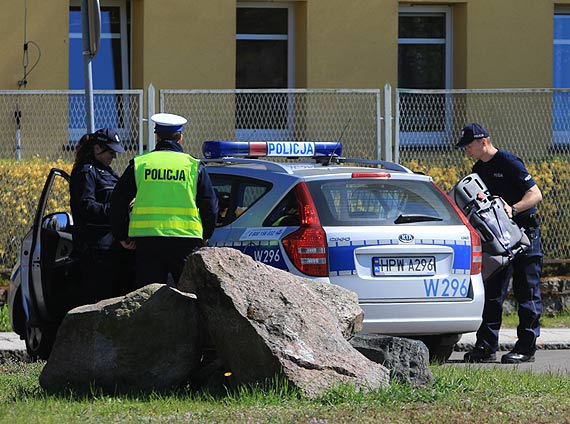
top-left (147, 83), bottom-right (155, 152)
top-left (394, 88), bottom-right (400, 164)
top-left (383, 83), bottom-right (392, 162)
top-left (375, 89), bottom-right (382, 161)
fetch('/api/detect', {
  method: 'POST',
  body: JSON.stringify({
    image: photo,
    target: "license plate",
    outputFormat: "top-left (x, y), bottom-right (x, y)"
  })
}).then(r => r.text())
top-left (372, 256), bottom-right (436, 276)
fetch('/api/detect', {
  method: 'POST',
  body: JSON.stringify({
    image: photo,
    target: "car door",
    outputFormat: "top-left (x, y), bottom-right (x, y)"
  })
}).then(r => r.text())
top-left (24, 168), bottom-right (76, 327)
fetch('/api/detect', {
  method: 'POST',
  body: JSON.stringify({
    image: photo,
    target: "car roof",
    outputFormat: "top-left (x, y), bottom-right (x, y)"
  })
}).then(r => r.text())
top-left (202, 157), bottom-right (433, 182)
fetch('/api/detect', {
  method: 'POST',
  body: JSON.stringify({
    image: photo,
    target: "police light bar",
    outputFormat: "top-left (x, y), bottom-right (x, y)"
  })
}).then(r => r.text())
top-left (202, 140), bottom-right (342, 159)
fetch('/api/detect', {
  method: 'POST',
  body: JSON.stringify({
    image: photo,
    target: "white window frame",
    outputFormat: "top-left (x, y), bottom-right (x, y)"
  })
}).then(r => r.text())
top-left (397, 5), bottom-right (453, 148)
top-left (398, 5), bottom-right (453, 89)
top-left (236, 2), bottom-right (296, 140)
top-left (68, 0), bottom-right (130, 143)
top-left (69, 0), bottom-right (129, 89)
top-left (236, 2), bottom-right (295, 88)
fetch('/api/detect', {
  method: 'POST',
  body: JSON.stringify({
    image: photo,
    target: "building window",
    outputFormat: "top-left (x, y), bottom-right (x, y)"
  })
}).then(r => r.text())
top-left (69, 0), bottom-right (130, 142)
top-left (398, 6), bottom-right (452, 147)
top-left (398, 6), bottom-right (452, 89)
top-left (236, 2), bottom-right (295, 139)
top-left (554, 11), bottom-right (570, 88)
top-left (69, 0), bottom-right (129, 90)
top-left (554, 10), bottom-right (570, 145)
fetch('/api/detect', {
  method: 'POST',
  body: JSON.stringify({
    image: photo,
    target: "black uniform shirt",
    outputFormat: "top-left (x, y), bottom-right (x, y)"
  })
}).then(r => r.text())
top-left (111, 140), bottom-right (218, 242)
top-left (70, 160), bottom-right (119, 251)
top-left (473, 149), bottom-right (537, 221)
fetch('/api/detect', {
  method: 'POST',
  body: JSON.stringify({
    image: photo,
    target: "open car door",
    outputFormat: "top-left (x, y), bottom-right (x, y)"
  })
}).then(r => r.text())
top-left (21, 168), bottom-right (77, 359)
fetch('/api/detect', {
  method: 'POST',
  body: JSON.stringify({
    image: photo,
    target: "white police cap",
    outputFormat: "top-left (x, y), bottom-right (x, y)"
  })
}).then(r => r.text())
top-left (151, 113), bottom-right (187, 133)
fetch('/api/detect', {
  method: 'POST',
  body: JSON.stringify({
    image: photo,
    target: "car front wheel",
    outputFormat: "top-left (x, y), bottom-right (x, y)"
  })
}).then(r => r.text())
top-left (25, 322), bottom-right (56, 361)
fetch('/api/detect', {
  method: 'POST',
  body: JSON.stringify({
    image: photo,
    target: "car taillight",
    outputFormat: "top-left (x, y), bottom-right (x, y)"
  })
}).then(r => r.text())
top-left (351, 172), bottom-right (391, 179)
top-left (281, 182), bottom-right (328, 277)
top-left (433, 183), bottom-right (483, 276)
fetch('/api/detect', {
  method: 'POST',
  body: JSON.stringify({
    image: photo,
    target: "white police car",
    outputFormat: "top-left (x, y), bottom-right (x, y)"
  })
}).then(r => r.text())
top-left (204, 140), bottom-right (484, 361)
top-left (9, 142), bottom-right (484, 362)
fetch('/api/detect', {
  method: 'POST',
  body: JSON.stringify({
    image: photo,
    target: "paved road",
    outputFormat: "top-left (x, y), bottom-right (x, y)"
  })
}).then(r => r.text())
top-left (447, 350), bottom-right (570, 375)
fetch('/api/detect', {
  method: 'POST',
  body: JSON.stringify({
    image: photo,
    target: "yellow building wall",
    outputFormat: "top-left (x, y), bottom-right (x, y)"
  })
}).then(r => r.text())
top-left (462, 0), bottom-right (552, 88)
top-left (0, 0), bottom-right (68, 90)
top-left (1, 0), bottom-right (570, 93)
top-left (305, 0), bottom-right (398, 89)
top-left (136, 0), bottom-right (235, 92)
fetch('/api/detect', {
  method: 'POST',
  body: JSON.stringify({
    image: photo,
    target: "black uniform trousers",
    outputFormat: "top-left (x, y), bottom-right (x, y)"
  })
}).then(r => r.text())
top-left (77, 246), bottom-right (136, 305)
top-left (476, 226), bottom-right (543, 355)
top-left (134, 237), bottom-right (204, 288)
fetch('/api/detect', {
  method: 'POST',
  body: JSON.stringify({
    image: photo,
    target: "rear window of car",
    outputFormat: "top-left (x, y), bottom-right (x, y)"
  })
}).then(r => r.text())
top-left (306, 178), bottom-right (462, 226)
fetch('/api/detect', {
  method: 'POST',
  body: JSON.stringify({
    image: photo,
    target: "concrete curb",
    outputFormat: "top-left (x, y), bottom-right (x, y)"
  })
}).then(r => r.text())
top-left (2, 330), bottom-right (570, 362)
top-left (454, 341), bottom-right (570, 352)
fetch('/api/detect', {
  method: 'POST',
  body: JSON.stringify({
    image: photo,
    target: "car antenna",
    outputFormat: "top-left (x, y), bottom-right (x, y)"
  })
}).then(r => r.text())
top-left (326, 118), bottom-right (350, 165)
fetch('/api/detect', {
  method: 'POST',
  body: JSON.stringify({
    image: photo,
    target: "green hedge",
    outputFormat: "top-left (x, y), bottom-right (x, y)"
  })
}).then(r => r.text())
top-left (403, 158), bottom-right (568, 261)
top-left (0, 157), bottom-right (567, 271)
top-left (0, 159), bottom-right (73, 271)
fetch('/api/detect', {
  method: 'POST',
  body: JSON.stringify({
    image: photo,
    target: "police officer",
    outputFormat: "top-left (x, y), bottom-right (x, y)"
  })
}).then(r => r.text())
top-left (70, 128), bottom-right (134, 304)
top-left (457, 123), bottom-right (543, 364)
top-left (110, 113), bottom-right (218, 288)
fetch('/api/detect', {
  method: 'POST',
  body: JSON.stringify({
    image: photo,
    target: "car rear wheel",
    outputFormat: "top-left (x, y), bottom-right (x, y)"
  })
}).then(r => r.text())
top-left (25, 322), bottom-right (56, 361)
top-left (417, 334), bottom-right (461, 363)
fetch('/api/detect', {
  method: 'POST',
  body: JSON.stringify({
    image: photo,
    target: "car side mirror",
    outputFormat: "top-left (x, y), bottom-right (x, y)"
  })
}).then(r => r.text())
top-left (42, 212), bottom-right (73, 232)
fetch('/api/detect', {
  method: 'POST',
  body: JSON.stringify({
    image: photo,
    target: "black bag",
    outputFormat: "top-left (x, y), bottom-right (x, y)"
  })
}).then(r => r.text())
top-left (450, 173), bottom-right (529, 280)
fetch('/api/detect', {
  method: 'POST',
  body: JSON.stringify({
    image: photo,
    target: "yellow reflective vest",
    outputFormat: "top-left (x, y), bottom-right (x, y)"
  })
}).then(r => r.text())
top-left (128, 150), bottom-right (203, 238)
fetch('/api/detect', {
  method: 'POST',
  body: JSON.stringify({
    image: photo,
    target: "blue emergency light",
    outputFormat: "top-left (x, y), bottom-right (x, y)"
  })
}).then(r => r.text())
top-left (202, 140), bottom-right (342, 159)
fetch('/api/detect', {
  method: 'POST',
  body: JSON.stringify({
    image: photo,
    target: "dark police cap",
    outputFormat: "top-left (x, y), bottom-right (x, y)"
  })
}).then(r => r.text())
top-left (92, 128), bottom-right (125, 153)
top-left (456, 123), bottom-right (489, 148)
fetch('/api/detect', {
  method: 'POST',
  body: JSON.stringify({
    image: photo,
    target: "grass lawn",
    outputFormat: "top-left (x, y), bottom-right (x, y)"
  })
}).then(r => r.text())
top-left (0, 360), bottom-right (569, 423)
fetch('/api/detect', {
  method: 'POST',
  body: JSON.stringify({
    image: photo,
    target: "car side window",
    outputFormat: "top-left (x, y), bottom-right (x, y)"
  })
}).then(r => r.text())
top-left (264, 190), bottom-right (300, 227)
top-left (209, 173), bottom-right (272, 226)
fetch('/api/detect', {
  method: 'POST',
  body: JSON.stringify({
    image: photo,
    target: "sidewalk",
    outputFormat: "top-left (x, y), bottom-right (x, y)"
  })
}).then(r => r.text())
top-left (2, 329), bottom-right (570, 361)
top-left (455, 328), bottom-right (570, 351)
top-left (0, 332), bottom-right (28, 362)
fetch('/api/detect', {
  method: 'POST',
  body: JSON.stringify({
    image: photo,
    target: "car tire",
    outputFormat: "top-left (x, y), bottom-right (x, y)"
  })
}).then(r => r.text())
top-left (25, 322), bottom-right (56, 361)
top-left (10, 287), bottom-right (27, 337)
top-left (417, 334), bottom-right (461, 363)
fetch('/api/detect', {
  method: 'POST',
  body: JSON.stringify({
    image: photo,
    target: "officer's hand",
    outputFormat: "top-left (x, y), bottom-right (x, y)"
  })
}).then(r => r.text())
top-left (120, 238), bottom-right (136, 250)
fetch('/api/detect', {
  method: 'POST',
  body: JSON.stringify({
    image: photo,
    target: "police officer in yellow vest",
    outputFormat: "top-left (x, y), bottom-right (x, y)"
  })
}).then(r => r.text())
top-left (111, 113), bottom-right (218, 288)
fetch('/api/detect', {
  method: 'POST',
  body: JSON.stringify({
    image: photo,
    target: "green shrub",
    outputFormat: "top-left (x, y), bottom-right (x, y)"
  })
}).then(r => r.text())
top-left (403, 158), bottom-right (569, 261)
top-left (0, 159), bottom-right (72, 271)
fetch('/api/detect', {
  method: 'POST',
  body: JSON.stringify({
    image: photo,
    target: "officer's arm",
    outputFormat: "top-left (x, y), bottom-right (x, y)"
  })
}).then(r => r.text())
top-left (74, 168), bottom-right (110, 223)
top-left (111, 163), bottom-right (137, 242)
top-left (196, 165), bottom-right (218, 240)
top-left (509, 184), bottom-right (542, 216)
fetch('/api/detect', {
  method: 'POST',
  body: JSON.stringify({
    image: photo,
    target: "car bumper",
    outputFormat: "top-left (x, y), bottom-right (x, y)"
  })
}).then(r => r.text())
top-left (358, 273), bottom-right (485, 336)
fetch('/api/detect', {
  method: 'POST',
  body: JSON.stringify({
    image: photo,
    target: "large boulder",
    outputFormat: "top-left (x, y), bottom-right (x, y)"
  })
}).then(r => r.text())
top-left (40, 284), bottom-right (202, 393)
top-left (350, 334), bottom-right (434, 387)
top-left (178, 247), bottom-right (389, 398)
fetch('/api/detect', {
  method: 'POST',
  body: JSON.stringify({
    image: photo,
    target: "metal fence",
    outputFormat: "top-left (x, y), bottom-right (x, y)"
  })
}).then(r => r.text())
top-left (0, 87), bottom-right (569, 271)
top-left (0, 90), bottom-right (143, 272)
top-left (160, 89), bottom-right (383, 160)
top-left (0, 89), bottom-right (144, 166)
top-left (396, 88), bottom-right (570, 262)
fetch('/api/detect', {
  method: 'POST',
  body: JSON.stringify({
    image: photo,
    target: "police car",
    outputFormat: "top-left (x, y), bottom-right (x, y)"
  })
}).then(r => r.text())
top-left (204, 140), bottom-right (484, 362)
top-left (8, 141), bottom-right (484, 362)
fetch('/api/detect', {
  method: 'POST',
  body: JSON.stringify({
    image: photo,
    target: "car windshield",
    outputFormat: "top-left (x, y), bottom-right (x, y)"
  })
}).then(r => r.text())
top-left (306, 178), bottom-right (461, 226)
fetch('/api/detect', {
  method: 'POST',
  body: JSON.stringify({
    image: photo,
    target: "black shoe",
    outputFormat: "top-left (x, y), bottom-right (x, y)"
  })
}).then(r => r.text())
top-left (463, 347), bottom-right (496, 363)
top-left (501, 351), bottom-right (535, 364)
